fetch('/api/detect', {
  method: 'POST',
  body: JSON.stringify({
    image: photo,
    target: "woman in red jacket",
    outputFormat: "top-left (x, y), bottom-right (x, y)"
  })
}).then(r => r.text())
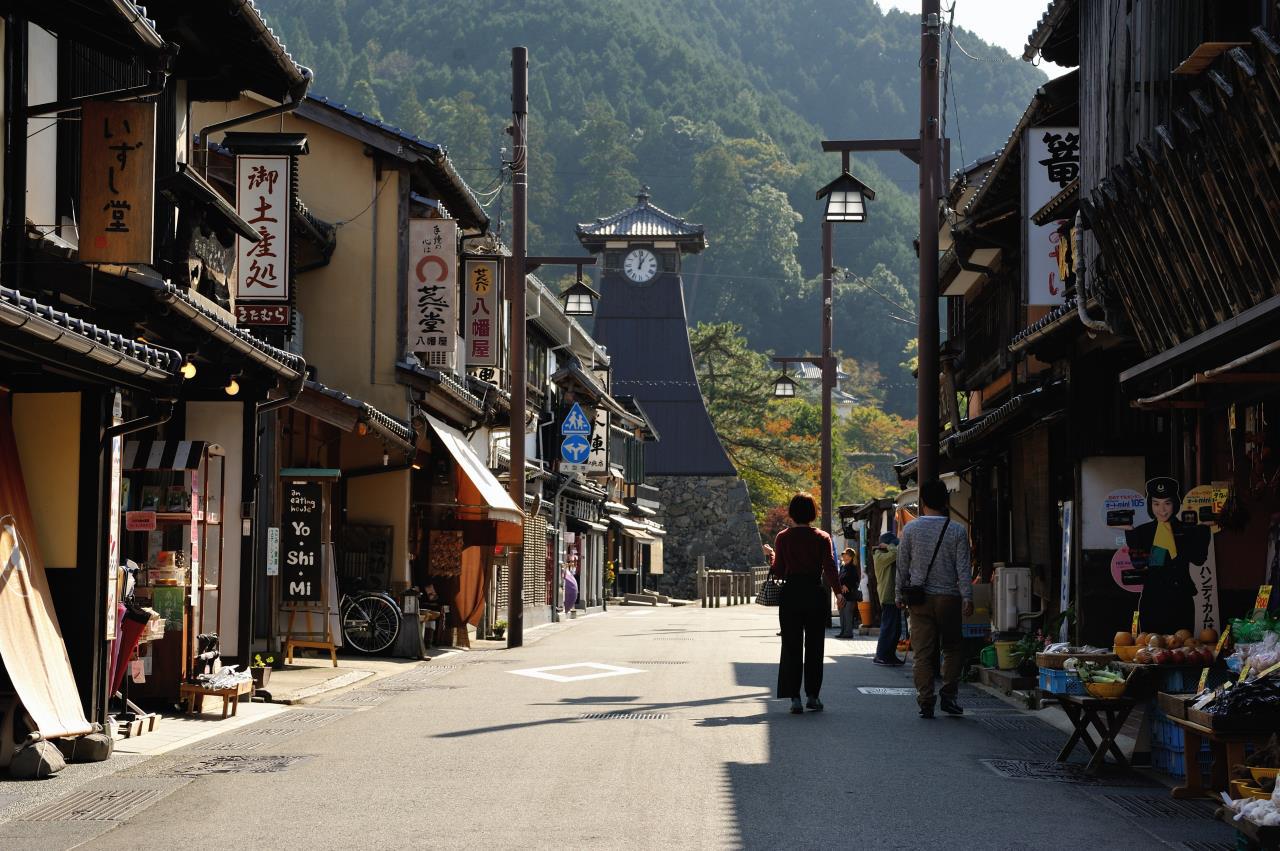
top-left (771, 493), bottom-right (843, 713)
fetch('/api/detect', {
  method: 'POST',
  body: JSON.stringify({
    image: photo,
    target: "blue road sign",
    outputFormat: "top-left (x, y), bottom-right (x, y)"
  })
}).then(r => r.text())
top-left (560, 402), bottom-right (591, 436)
top-left (560, 434), bottom-right (591, 464)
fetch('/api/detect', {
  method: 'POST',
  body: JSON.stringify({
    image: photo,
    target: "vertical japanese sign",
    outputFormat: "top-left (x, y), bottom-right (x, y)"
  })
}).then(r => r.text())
top-left (587, 409), bottom-right (608, 473)
top-left (236, 155), bottom-right (291, 303)
top-left (1059, 501), bottom-right (1072, 642)
top-left (408, 218), bottom-right (458, 369)
top-left (464, 259), bottom-right (500, 367)
top-left (79, 101), bottom-right (155, 264)
top-left (1023, 126), bottom-right (1079, 306)
top-left (281, 482), bottom-right (323, 603)
top-left (105, 393), bottom-right (123, 639)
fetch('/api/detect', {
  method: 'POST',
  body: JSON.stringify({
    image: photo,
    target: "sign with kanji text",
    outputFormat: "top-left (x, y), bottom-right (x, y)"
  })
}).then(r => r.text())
top-left (235, 303), bottom-right (291, 326)
top-left (79, 101), bottom-right (155, 264)
top-left (587, 409), bottom-right (608, 473)
top-left (408, 218), bottom-right (458, 369)
top-left (464, 259), bottom-right (500, 367)
top-left (1023, 126), bottom-right (1079, 306)
top-left (236, 155), bottom-right (290, 302)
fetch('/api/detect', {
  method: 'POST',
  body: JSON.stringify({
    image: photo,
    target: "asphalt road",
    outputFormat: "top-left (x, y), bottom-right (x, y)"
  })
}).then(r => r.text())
top-left (0, 605), bottom-right (1237, 850)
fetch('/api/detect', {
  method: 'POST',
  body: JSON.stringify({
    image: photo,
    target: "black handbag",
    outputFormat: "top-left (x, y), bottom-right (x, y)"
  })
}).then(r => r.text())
top-left (756, 576), bottom-right (782, 607)
top-left (901, 517), bottom-right (950, 606)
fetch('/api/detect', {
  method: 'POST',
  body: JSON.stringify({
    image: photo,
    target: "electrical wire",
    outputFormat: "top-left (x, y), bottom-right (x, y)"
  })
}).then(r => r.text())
top-left (334, 172), bottom-right (391, 228)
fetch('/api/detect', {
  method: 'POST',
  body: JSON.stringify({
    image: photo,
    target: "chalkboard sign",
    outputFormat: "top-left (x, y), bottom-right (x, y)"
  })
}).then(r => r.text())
top-left (281, 482), bottom-right (323, 603)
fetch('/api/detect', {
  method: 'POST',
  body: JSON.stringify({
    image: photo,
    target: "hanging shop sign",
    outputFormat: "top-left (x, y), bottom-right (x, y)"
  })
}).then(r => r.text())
top-left (464, 259), bottom-right (500, 367)
top-left (235, 155), bottom-right (291, 303)
top-left (587, 408), bottom-right (608, 474)
top-left (106, 393), bottom-right (123, 639)
top-left (79, 101), bottom-right (156, 265)
top-left (408, 218), bottom-right (458, 369)
top-left (1059, 500), bottom-right (1072, 642)
top-left (1023, 125), bottom-right (1079, 306)
top-left (281, 482), bottom-right (323, 602)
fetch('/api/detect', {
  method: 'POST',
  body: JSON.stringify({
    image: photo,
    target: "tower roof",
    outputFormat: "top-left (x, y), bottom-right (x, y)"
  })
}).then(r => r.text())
top-left (576, 187), bottom-right (707, 253)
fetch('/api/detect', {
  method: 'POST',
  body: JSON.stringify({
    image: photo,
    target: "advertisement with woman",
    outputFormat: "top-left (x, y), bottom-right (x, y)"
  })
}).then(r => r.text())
top-left (1122, 478), bottom-right (1212, 635)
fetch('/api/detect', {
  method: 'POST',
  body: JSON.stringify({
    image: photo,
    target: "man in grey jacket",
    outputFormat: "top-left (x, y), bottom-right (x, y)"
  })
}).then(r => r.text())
top-left (896, 480), bottom-right (972, 719)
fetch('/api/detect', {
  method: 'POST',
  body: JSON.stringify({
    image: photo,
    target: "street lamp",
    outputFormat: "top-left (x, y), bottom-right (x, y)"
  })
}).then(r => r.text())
top-left (817, 171), bottom-right (877, 223)
top-left (773, 369), bottom-right (797, 398)
top-left (561, 276), bottom-right (599, 317)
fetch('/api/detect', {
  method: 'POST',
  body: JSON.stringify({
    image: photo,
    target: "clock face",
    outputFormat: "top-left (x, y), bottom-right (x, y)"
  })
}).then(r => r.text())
top-left (623, 248), bottom-right (659, 284)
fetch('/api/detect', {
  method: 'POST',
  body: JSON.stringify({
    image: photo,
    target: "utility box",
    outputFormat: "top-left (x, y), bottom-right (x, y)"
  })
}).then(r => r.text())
top-left (993, 565), bottom-right (1033, 631)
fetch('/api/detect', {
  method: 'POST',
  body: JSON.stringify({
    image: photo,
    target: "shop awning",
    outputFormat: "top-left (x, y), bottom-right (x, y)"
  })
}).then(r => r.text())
top-left (124, 440), bottom-right (214, 471)
top-left (608, 513), bottom-right (655, 543)
top-left (424, 413), bottom-right (522, 526)
top-left (0, 408), bottom-right (92, 740)
top-left (567, 517), bottom-right (608, 534)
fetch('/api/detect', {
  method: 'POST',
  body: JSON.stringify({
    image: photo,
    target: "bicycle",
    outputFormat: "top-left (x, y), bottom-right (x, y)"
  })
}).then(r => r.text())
top-left (339, 589), bottom-right (402, 654)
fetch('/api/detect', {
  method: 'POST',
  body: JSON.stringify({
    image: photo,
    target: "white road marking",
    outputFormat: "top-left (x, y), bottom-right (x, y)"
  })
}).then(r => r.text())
top-left (507, 662), bottom-right (646, 683)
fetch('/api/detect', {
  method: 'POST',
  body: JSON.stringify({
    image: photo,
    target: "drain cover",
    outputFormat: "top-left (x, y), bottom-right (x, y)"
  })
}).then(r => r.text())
top-left (198, 740), bottom-right (270, 752)
top-left (171, 754), bottom-right (313, 775)
top-left (578, 712), bottom-right (669, 720)
top-left (978, 718), bottom-right (1054, 732)
top-left (20, 788), bottom-right (159, 821)
top-left (1010, 739), bottom-right (1070, 759)
top-left (1100, 794), bottom-right (1216, 820)
top-left (327, 692), bottom-right (389, 705)
top-left (1183, 843), bottom-right (1234, 851)
top-left (979, 759), bottom-right (1154, 786)
top-left (235, 727), bottom-right (300, 739)
top-left (625, 661), bottom-right (689, 665)
top-left (653, 638), bottom-right (694, 642)
top-left (278, 710), bottom-right (349, 726)
top-left (857, 687), bottom-right (916, 695)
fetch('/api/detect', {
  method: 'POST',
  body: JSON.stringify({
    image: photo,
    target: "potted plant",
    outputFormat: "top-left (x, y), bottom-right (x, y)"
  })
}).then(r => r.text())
top-left (1009, 632), bottom-right (1046, 677)
top-left (490, 620), bottom-right (507, 640)
top-left (250, 653), bottom-right (275, 688)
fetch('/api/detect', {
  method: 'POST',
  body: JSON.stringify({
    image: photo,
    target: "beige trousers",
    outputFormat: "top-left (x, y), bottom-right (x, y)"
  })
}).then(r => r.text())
top-left (908, 594), bottom-right (963, 707)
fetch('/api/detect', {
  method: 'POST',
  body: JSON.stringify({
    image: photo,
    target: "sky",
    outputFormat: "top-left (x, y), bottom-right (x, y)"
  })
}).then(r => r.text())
top-left (875, 0), bottom-right (1072, 79)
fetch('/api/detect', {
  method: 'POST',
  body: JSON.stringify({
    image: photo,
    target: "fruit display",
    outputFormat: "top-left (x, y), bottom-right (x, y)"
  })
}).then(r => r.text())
top-left (1114, 629), bottom-right (1217, 666)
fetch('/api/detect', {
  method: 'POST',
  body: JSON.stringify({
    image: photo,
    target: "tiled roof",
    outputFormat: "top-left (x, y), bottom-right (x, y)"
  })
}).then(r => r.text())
top-left (0, 285), bottom-right (180, 384)
top-left (303, 95), bottom-right (486, 230)
top-left (303, 380), bottom-right (415, 453)
top-left (1023, 0), bottom-right (1080, 65)
top-left (149, 282), bottom-right (304, 379)
top-left (576, 188), bottom-right (707, 248)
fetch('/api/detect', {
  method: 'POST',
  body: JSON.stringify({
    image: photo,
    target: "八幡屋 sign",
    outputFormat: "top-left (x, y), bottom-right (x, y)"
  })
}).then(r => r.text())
top-left (409, 219), bottom-right (458, 369)
top-left (464, 259), bottom-right (500, 367)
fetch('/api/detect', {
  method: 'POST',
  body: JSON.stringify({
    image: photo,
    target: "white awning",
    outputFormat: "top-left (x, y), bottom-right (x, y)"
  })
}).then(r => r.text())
top-left (608, 513), bottom-right (655, 543)
top-left (425, 414), bottom-right (523, 526)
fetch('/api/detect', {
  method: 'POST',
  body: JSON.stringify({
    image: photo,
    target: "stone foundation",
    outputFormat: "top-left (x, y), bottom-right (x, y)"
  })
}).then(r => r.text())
top-left (648, 474), bottom-right (764, 599)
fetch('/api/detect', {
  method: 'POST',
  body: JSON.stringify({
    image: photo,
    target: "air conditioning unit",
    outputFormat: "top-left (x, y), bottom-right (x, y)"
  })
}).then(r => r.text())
top-left (992, 564), bottom-right (1033, 631)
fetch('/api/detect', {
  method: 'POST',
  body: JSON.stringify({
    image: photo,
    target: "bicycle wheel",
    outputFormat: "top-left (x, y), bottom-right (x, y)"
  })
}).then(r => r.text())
top-left (341, 593), bottom-right (401, 654)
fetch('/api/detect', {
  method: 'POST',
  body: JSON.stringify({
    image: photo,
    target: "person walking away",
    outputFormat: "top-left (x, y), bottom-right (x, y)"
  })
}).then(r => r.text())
top-left (835, 548), bottom-right (861, 638)
top-left (872, 533), bottom-right (904, 666)
top-left (896, 480), bottom-right (972, 718)
top-left (772, 493), bottom-right (843, 714)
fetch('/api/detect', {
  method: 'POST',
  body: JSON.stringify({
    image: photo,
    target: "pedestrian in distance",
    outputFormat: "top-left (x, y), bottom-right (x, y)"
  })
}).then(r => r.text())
top-left (896, 480), bottom-right (972, 719)
top-left (835, 548), bottom-right (861, 639)
top-left (872, 533), bottom-right (904, 666)
top-left (771, 493), bottom-right (843, 714)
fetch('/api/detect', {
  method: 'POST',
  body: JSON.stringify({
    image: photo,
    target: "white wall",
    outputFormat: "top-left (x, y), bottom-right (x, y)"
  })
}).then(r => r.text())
top-left (186, 402), bottom-right (245, 658)
top-left (26, 24), bottom-right (57, 238)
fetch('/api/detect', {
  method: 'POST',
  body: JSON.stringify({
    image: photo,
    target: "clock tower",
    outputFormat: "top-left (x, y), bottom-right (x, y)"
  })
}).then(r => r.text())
top-left (578, 188), bottom-right (763, 593)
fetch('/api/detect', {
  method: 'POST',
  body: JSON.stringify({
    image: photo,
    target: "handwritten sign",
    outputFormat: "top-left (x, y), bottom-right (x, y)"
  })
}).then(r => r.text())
top-left (79, 101), bottom-right (155, 264)
top-left (408, 218), bottom-right (457, 368)
top-left (1131, 610), bottom-right (1140, 635)
top-left (280, 482), bottom-right (322, 603)
top-left (464, 259), bottom-right (499, 367)
top-left (235, 303), bottom-right (291, 326)
top-left (1256, 585), bottom-right (1273, 613)
top-left (125, 511), bottom-right (157, 532)
top-left (236, 155), bottom-right (290, 302)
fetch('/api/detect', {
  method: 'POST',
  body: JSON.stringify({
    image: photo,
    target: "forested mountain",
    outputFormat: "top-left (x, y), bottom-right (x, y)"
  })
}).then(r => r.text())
top-left (257, 0), bottom-right (1044, 414)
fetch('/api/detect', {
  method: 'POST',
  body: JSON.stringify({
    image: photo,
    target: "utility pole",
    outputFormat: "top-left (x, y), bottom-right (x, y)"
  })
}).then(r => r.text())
top-left (917, 0), bottom-right (942, 484)
top-left (507, 46), bottom-right (528, 648)
top-left (820, 219), bottom-right (834, 537)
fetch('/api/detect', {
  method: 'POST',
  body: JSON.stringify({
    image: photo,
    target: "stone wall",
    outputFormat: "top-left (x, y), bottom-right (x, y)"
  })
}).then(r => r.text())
top-left (649, 474), bottom-right (764, 599)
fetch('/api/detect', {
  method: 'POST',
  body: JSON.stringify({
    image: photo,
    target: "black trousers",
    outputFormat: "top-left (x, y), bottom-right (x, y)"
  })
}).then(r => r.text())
top-left (777, 579), bottom-right (828, 699)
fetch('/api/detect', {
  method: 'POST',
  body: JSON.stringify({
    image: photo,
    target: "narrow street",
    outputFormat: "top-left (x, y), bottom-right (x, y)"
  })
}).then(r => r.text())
top-left (0, 606), bottom-right (1233, 850)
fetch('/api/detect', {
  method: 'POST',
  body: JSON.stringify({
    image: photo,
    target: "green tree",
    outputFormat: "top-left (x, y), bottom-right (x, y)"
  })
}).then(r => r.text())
top-left (567, 97), bottom-right (637, 219)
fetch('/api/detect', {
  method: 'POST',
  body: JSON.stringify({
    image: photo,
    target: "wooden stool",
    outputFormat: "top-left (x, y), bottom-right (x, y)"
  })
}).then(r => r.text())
top-left (179, 681), bottom-right (252, 719)
top-left (1043, 691), bottom-right (1138, 775)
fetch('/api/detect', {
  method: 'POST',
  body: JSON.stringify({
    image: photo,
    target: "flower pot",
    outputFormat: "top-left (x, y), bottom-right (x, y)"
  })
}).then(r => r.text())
top-left (491, 628), bottom-right (505, 640)
top-left (251, 667), bottom-right (271, 689)
top-left (857, 601), bottom-right (873, 626)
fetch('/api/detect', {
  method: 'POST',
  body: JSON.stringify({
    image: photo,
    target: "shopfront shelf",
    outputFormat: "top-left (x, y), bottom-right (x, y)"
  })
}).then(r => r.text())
top-left (1038, 667), bottom-right (1086, 695)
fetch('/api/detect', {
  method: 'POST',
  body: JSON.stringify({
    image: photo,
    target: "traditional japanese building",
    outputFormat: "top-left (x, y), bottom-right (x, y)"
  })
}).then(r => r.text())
top-left (578, 189), bottom-right (763, 596)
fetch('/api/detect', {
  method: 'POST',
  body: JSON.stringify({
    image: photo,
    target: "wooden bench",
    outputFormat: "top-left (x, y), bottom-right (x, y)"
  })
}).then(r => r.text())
top-left (179, 680), bottom-right (253, 719)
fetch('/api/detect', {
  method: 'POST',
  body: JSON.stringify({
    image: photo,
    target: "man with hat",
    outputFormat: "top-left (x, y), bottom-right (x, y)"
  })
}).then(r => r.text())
top-left (1124, 477), bottom-right (1211, 635)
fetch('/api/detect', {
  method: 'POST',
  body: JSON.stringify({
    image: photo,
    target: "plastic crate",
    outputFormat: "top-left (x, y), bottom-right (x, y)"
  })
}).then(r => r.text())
top-left (1039, 667), bottom-right (1086, 695)
top-left (962, 623), bottom-right (991, 639)
top-left (1150, 741), bottom-right (1212, 780)
top-left (1154, 667), bottom-right (1198, 694)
